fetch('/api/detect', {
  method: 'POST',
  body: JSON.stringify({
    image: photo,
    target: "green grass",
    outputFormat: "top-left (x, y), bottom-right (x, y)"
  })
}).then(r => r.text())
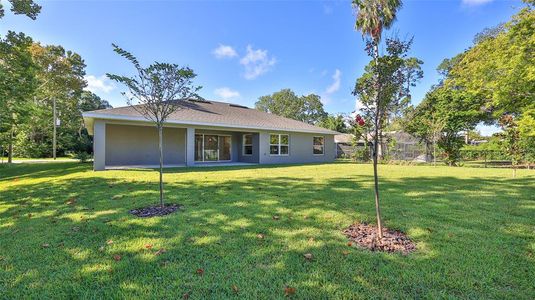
top-left (1, 157), bottom-right (75, 162)
top-left (1, 162), bottom-right (534, 299)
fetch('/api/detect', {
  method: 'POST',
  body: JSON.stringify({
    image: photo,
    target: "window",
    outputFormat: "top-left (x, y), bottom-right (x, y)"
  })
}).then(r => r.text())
top-left (270, 134), bottom-right (289, 156)
top-left (313, 136), bottom-right (324, 155)
top-left (243, 134), bottom-right (253, 156)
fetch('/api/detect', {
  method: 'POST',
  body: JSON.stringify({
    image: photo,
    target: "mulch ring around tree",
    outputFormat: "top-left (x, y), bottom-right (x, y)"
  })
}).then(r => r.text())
top-left (129, 204), bottom-right (184, 218)
top-left (342, 222), bottom-right (416, 255)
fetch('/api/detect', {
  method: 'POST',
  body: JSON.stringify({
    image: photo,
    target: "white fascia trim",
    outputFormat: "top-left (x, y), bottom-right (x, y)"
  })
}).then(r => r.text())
top-left (82, 112), bottom-right (338, 135)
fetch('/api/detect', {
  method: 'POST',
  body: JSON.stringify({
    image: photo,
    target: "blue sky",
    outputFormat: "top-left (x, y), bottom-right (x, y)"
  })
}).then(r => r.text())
top-left (1, 0), bottom-right (525, 134)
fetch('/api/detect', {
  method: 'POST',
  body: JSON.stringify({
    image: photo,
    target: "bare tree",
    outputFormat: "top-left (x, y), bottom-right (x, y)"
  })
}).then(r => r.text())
top-left (107, 44), bottom-right (201, 207)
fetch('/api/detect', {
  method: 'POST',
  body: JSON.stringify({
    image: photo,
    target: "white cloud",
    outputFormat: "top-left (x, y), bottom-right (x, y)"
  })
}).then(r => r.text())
top-left (461, 0), bottom-right (493, 6)
top-left (212, 44), bottom-right (238, 59)
top-left (239, 45), bottom-right (276, 80)
top-left (214, 87), bottom-right (240, 100)
top-left (325, 69), bottom-right (341, 94)
top-left (84, 75), bottom-right (114, 94)
top-left (320, 69), bottom-right (342, 105)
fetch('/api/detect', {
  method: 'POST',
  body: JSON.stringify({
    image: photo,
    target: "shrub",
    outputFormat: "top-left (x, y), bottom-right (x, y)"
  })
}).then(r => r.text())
top-left (74, 152), bottom-right (91, 163)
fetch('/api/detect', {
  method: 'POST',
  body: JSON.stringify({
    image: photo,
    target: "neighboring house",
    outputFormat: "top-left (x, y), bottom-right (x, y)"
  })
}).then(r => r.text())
top-left (335, 134), bottom-right (355, 158)
top-left (82, 99), bottom-right (338, 170)
top-left (334, 133), bottom-right (369, 158)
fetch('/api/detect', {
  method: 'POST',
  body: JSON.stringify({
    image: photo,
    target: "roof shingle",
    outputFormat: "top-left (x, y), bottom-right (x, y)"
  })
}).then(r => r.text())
top-left (83, 99), bottom-right (338, 135)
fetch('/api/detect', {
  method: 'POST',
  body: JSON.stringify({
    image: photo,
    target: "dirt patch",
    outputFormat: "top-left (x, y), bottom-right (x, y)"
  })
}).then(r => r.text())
top-left (129, 204), bottom-right (183, 218)
top-left (342, 222), bottom-right (416, 254)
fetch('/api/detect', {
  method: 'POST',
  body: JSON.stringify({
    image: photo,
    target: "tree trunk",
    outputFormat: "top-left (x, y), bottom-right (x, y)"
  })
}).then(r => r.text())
top-left (425, 140), bottom-right (432, 162)
top-left (433, 138), bottom-right (436, 167)
top-left (372, 115), bottom-right (383, 239)
top-left (372, 40), bottom-right (383, 240)
top-left (8, 126), bottom-right (14, 164)
top-left (53, 98), bottom-right (57, 160)
top-left (158, 125), bottom-right (164, 207)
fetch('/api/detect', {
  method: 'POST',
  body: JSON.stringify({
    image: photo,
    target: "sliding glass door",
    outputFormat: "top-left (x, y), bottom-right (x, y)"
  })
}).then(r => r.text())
top-left (203, 135), bottom-right (218, 161)
top-left (194, 134), bottom-right (232, 162)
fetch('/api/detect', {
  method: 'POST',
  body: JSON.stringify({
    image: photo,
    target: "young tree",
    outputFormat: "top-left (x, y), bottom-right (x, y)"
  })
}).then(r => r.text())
top-left (255, 89), bottom-right (327, 125)
top-left (353, 36), bottom-right (423, 239)
top-left (353, 0), bottom-right (403, 239)
top-left (107, 44), bottom-right (201, 208)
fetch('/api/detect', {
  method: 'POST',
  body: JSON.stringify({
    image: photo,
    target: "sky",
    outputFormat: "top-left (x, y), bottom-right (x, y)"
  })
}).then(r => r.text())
top-left (0, 0), bottom-right (526, 135)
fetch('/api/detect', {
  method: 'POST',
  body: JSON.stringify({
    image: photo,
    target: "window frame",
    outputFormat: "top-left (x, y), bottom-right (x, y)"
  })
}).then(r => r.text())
top-left (269, 133), bottom-right (290, 156)
top-left (242, 134), bottom-right (253, 156)
top-left (313, 136), bottom-right (325, 156)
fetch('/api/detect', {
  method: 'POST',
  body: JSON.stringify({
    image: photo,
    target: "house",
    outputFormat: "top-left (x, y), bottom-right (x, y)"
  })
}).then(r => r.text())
top-left (334, 134), bottom-right (355, 158)
top-left (82, 99), bottom-right (338, 170)
top-left (334, 133), bottom-right (369, 158)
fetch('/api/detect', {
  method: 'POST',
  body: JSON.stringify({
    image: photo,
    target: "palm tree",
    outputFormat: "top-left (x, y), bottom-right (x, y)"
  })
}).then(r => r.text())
top-left (353, 0), bottom-right (402, 239)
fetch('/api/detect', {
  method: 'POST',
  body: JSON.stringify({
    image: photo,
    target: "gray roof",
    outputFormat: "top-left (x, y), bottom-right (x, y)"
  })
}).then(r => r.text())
top-left (334, 133), bottom-right (372, 144)
top-left (334, 134), bottom-right (354, 144)
top-left (83, 99), bottom-right (337, 135)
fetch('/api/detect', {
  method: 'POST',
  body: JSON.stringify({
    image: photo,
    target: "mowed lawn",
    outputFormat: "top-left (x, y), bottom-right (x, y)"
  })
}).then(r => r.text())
top-left (0, 162), bottom-right (534, 299)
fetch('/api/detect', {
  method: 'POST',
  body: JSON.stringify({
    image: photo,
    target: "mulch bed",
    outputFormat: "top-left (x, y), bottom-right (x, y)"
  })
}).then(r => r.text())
top-left (129, 204), bottom-right (184, 218)
top-left (342, 222), bottom-right (416, 254)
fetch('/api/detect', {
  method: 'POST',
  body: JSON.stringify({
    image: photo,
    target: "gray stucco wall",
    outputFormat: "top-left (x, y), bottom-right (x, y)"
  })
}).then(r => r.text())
top-left (105, 124), bottom-right (186, 166)
top-left (92, 120), bottom-right (335, 169)
top-left (258, 131), bottom-right (336, 164)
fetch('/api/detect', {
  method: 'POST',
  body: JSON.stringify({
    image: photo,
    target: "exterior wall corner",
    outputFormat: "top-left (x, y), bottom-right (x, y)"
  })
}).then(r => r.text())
top-left (93, 120), bottom-right (106, 171)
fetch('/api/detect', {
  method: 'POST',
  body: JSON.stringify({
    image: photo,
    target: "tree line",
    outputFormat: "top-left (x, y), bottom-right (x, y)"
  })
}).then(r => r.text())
top-left (0, 1), bottom-right (111, 162)
top-left (401, 0), bottom-right (534, 172)
top-left (261, 0), bottom-right (534, 175)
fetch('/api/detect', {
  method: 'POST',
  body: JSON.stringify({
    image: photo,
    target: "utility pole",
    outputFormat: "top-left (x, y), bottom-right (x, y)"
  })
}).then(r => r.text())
top-left (53, 97), bottom-right (57, 160)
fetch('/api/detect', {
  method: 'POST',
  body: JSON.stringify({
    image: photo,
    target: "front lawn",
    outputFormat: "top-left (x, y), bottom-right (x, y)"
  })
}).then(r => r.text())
top-left (1, 162), bottom-right (534, 298)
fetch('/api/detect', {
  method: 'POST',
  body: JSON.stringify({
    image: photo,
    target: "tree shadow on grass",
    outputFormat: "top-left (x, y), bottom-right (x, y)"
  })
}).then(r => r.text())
top-left (0, 162), bottom-right (91, 181)
top-left (0, 165), bottom-right (534, 298)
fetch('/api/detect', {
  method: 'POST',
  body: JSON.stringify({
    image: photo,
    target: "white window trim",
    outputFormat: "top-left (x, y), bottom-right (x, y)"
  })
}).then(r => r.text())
top-left (313, 136), bottom-right (325, 156)
top-left (269, 133), bottom-right (290, 156)
top-left (242, 134), bottom-right (253, 156)
top-left (194, 134), bottom-right (232, 162)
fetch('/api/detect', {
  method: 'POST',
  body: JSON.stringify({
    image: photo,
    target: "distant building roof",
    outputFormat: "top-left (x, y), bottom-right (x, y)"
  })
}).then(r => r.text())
top-left (83, 99), bottom-right (338, 135)
top-left (334, 134), bottom-right (354, 144)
